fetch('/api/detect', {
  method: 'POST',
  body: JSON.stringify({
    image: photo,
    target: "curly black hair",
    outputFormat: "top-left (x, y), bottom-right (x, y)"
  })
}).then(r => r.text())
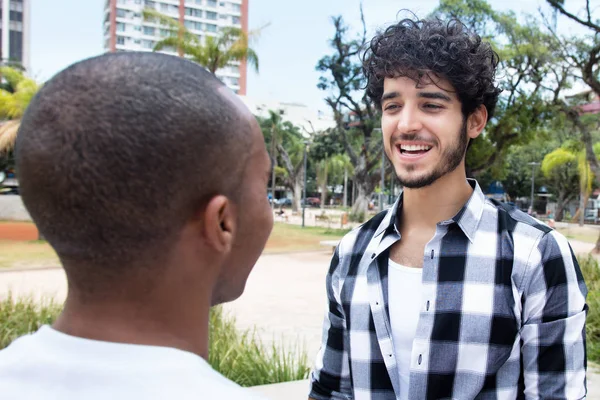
top-left (363, 18), bottom-right (501, 120)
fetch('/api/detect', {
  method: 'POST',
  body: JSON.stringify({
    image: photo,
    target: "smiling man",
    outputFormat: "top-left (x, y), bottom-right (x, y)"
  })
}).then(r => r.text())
top-left (308, 18), bottom-right (587, 400)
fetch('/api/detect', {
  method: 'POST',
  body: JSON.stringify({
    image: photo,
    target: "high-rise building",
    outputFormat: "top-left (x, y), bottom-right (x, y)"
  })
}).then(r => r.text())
top-left (0, 0), bottom-right (30, 71)
top-left (103, 0), bottom-right (248, 95)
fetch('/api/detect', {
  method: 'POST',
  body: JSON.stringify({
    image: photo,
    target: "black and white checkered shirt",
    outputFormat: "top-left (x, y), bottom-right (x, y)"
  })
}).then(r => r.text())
top-left (309, 180), bottom-right (587, 400)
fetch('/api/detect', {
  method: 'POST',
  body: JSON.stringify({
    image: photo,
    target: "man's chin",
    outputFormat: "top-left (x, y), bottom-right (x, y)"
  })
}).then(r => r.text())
top-left (397, 171), bottom-right (440, 189)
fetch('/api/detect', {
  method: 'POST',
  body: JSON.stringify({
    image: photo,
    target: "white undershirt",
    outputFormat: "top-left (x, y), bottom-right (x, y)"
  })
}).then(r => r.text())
top-left (388, 259), bottom-right (423, 400)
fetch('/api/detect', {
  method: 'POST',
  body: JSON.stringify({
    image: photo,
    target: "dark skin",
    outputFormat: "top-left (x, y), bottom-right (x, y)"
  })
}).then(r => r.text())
top-left (53, 92), bottom-right (273, 360)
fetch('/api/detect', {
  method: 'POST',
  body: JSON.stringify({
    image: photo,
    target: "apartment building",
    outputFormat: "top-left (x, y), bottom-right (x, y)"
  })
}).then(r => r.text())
top-left (103, 0), bottom-right (248, 94)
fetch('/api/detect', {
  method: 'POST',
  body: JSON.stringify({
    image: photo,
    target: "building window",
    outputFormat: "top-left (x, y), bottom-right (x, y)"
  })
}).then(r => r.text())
top-left (170, 5), bottom-right (179, 13)
top-left (230, 77), bottom-right (239, 86)
top-left (205, 23), bottom-right (217, 32)
top-left (141, 39), bottom-right (154, 49)
top-left (185, 8), bottom-right (202, 18)
top-left (116, 8), bottom-right (126, 18)
top-left (206, 11), bottom-right (217, 20)
top-left (160, 29), bottom-right (170, 37)
top-left (116, 22), bottom-right (126, 32)
top-left (232, 16), bottom-right (240, 25)
top-left (9, 20), bottom-right (22, 31)
top-left (143, 26), bottom-right (155, 35)
top-left (9, 11), bottom-right (22, 22)
top-left (231, 3), bottom-right (241, 12)
top-left (144, 0), bottom-right (156, 7)
top-left (9, 1), bottom-right (23, 12)
top-left (206, 0), bottom-right (217, 7)
top-left (160, 3), bottom-right (169, 12)
top-left (117, 36), bottom-right (125, 45)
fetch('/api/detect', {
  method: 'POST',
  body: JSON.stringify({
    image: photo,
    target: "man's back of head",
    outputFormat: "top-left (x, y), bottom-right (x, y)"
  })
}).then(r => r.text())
top-left (2, 52), bottom-right (273, 400)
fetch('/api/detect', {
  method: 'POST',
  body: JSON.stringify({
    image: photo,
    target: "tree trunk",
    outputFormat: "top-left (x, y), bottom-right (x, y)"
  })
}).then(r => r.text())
top-left (343, 168), bottom-right (348, 208)
top-left (351, 178), bottom-right (375, 219)
top-left (292, 177), bottom-right (302, 213)
top-left (320, 164), bottom-right (328, 210)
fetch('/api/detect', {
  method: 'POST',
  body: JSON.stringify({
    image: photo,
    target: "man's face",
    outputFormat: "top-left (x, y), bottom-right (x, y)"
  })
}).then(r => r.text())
top-left (211, 117), bottom-right (273, 305)
top-left (381, 75), bottom-right (471, 189)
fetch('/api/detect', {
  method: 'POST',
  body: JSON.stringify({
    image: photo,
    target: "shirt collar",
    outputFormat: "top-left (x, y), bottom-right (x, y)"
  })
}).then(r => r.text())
top-left (374, 179), bottom-right (485, 243)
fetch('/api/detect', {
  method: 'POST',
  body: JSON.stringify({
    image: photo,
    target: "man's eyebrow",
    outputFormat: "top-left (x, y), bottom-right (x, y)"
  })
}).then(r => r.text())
top-left (417, 92), bottom-right (452, 102)
top-left (381, 91), bottom-right (400, 102)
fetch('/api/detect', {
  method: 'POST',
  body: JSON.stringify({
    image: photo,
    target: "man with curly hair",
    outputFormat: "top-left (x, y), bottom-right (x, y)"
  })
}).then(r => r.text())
top-left (309, 17), bottom-right (587, 400)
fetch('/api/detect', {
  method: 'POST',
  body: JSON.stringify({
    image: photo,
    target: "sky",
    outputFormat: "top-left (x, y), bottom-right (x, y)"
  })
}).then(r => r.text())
top-left (30, 0), bottom-right (594, 112)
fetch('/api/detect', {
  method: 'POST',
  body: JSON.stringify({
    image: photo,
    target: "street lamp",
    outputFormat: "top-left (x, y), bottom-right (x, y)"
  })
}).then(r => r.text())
top-left (373, 128), bottom-right (385, 212)
top-left (528, 162), bottom-right (540, 215)
top-left (302, 140), bottom-right (309, 228)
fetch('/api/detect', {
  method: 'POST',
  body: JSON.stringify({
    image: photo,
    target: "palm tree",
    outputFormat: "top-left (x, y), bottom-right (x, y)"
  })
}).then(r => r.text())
top-left (0, 67), bottom-right (40, 155)
top-left (542, 142), bottom-right (600, 225)
top-left (316, 154), bottom-right (353, 209)
top-left (142, 8), bottom-right (260, 75)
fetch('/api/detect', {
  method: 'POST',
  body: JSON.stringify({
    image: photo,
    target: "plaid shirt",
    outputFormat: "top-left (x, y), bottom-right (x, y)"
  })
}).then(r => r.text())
top-left (309, 180), bottom-right (587, 400)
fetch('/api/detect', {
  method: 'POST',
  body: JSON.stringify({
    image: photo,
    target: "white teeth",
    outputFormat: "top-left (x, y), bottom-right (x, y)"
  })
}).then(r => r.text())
top-left (400, 144), bottom-right (431, 151)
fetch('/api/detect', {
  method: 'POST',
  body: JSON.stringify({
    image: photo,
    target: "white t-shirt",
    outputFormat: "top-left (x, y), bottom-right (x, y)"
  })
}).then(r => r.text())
top-left (0, 325), bottom-right (267, 400)
top-left (388, 259), bottom-right (423, 400)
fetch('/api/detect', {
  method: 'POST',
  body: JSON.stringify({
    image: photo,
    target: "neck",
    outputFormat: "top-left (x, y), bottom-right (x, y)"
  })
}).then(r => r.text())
top-left (401, 165), bottom-right (474, 229)
top-left (53, 282), bottom-right (212, 359)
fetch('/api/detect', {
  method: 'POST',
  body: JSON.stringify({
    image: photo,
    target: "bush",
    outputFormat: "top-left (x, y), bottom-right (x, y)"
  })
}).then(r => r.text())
top-left (209, 306), bottom-right (310, 386)
top-left (349, 211), bottom-right (366, 223)
top-left (0, 294), bottom-right (61, 349)
top-left (579, 255), bottom-right (600, 362)
top-left (0, 296), bottom-right (310, 386)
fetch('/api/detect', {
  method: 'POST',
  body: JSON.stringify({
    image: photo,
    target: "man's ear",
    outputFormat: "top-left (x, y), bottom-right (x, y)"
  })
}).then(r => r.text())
top-left (467, 105), bottom-right (488, 140)
top-left (203, 195), bottom-right (235, 253)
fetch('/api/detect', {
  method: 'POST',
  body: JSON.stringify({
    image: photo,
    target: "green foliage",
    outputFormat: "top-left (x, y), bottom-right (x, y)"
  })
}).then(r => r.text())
top-left (142, 8), bottom-right (260, 75)
top-left (0, 294), bottom-right (61, 350)
top-left (348, 211), bottom-right (366, 223)
top-left (0, 296), bottom-right (310, 386)
top-left (433, 0), bottom-right (567, 176)
top-left (208, 306), bottom-right (310, 386)
top-left (579, 255), bottom-right (600, 362)
top-left (0, 67), bottom-right (40, 120)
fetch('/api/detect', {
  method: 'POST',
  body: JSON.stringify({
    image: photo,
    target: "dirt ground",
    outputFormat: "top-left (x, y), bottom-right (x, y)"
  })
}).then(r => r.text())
top-left (0, 222), bottom-right (38, 241)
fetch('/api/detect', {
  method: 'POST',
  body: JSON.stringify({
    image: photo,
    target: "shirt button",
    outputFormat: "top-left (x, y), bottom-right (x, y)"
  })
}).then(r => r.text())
top-left (418, 354), bottom-right (422, 365)
top-left (430, 249), bottom-right (434, 259)
top-left (426, 301), bottom-right (430, 311)
top-left (371, 253), bottom-right (376, 259)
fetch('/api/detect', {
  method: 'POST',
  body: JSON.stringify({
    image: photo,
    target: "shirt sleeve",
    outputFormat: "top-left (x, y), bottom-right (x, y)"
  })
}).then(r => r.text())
top-left (520, 230), bottom-right (588, 399)
top-left (308, 245), bottom-right (353, 400)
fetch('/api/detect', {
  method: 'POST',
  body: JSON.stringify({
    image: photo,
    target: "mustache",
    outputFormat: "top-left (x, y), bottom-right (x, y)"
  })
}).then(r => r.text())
top-left (391, 133), bottom-right (437, 146)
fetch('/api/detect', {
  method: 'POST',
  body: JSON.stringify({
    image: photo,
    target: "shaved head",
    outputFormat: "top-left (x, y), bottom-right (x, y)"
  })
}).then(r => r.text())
top-left (16, 52), bottom-right (254, 291)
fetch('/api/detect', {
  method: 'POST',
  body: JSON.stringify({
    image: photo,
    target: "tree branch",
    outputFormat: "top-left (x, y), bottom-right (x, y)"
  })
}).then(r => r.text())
top-left (547, 0), bottom-right (600, 31)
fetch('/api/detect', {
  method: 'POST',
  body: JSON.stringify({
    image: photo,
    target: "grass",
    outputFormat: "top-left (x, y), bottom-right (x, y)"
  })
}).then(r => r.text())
top-left (0, 222), bottom-right (349, 270)
top-left (0, 296), bottom-right (310, 386)
top-left (556, 226), bottom-right (600, 244)
top-left (263, 222), bottom-right (350, 253)
top-left (0, 240), bottom-right (59, 269)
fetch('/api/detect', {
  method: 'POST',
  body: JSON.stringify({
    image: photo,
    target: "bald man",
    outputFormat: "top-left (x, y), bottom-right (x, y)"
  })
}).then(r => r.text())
top-left (0, 52), bottom-right (272, 399)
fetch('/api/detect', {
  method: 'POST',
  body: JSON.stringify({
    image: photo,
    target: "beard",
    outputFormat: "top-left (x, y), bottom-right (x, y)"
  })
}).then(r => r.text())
top-left (396, 120), bottom-right (469, 189)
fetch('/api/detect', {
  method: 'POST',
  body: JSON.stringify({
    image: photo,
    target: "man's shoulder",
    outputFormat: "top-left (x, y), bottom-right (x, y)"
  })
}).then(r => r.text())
top-left (485, 199), bottom-right (553, 237)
